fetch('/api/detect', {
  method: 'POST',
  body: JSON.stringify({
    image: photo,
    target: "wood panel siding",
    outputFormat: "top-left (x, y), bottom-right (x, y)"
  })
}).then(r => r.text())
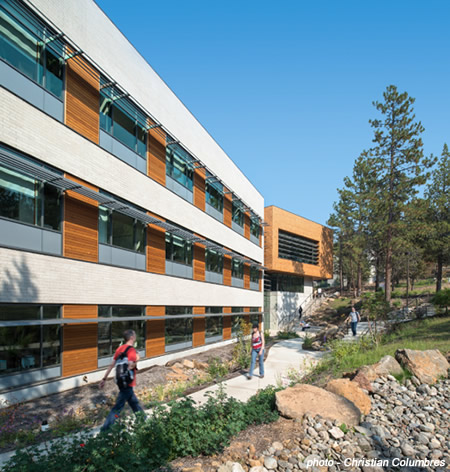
top-left (194, 169), bottom-right (206, 211)
top-left (244, 264), bottom-right (250, 289)
top-left (259, 228), bottom-right (263, 247)
top-left (146, 306), bottom-right (165, 357)
top-left (264, 206), bottom-right (333, 279)
top-left (62, 305), bottom-right (97, 319)
top-left (193, 307), bottom-right (205, 347)
top-left (62, 323), bottom-right (97, 377)
top-left (223, 191), bottom-right (232, 228)
top-left (223, 255), bottom-right (231, 286)
top-left (147, 224), bottom-right (166, 274)
top-left (193, 242), bottom-right (205, 281)
top-left (63, 175), bottom-right (99, 263)
top-left (244, 213), bottom-right (251, 239)
top-left (223, 307), bottom-right (232, 340)
top-left (148, 121), bottom-right (166, 186)
top-left (65, 52), bottom-right (100, 143)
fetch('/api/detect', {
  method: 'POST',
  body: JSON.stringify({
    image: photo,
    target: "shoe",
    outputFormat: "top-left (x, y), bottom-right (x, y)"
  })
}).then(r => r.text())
top-left (260, 375), bottom-right (264, 379)
top-left (246, 375), bottom-right (252, 380)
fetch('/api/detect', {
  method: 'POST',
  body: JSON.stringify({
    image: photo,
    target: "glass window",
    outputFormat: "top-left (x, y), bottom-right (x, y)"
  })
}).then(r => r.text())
top-left (278, 230), bottom-right (319, 265)
top-left (232, 203), bottom-right (244, 227)
top-left (205, 249), bottom-right (223, 274)
top-left (166, 144), bottom-right (194, 191)
top-left (250, 267), bottom-right (260, 284)
top-left (270, 274), bottom-right (305, 293)
top-left (99, 206), bottom-right (146, 254)
top-left (97, 306), bottom-right (145, 358)
top-left (0, 165), bottom-right (61, 231)
top-left (206, 179), bottom-right (223, 212)
top-left (205, 307), bottom-right (223, 340)
top-left (232, 258), bottom-right (244, 279)
top-left (0, 2), bottom-right (64, 98)
top-left (250, 220), bottom-right (260, 239)
top-left (165, 306), bottom-right (192, 348)
top-left (165, 233), bottom-right (192, 266)
top-left (0, 305), bottom-right (61, 376)
top-left (99, 86), bottom-right (147, 158)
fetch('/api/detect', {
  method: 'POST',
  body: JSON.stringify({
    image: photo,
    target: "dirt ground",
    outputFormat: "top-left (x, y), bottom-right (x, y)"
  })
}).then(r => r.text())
top-left (171, 416), bottom-right (305, 471)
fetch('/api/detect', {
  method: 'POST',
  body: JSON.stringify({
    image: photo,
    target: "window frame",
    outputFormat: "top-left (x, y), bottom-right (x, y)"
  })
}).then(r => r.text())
top-left (205, 248), bottom-right (223, 274)
top-left (165, 232), bottom-right (193, 266)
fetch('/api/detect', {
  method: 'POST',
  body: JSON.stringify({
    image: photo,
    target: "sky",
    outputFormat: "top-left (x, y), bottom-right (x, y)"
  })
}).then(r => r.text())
top-left (95, 0), bottom-right (450, 226)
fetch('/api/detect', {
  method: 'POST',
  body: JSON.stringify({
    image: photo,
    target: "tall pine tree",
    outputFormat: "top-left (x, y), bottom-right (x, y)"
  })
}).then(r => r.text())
top-left (368, 85), bottom-right (434, 302)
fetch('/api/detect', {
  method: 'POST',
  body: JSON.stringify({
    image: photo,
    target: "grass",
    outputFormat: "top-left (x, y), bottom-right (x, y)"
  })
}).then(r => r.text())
top-left (328, 297), bottom-right (354, 316)
top-left (304, 315), bottom-right (450, 385)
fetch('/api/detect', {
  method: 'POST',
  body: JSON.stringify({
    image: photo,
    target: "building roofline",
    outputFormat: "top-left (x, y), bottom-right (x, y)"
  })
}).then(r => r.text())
top-left (264, 205), bottom-right (332, 231)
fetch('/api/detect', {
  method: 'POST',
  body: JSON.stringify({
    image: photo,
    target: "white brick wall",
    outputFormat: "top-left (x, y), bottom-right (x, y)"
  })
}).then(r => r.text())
top-left (0, 247), bottom-right (263, 307)
top-left (0, 88), bottom-right (263, 263)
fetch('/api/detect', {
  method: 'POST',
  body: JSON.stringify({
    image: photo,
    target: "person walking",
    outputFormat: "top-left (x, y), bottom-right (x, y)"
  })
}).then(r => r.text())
top-left (346, 307), bottom-right (361, 337)
top-left (99, 329), bottom-right (146, 431)
top-left (247, 323), bottom-right (265, 379)
top-left (298, 305), bottom-right (303, 320)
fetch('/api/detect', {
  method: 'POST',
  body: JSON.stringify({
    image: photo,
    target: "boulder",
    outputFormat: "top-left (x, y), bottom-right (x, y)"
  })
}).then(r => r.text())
top-left (182, 359), bottom-right (195, 369)
top-left (325, 378), bottom-right (371, 415)
top-left (351, 370), bottom-right (373, 393)
top-left (395, 349), bottom-right (449, 384)
top-left (356, 365), bottom-right (378, 382)
top-left (275, 384), bottom-right (361, 426)
top-left (372, 355), bottom-right (403, 377)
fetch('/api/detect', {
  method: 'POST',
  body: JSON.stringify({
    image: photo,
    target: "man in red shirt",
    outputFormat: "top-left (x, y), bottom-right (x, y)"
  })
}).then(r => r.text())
top-left (99, 329), bottom-right (146, 431)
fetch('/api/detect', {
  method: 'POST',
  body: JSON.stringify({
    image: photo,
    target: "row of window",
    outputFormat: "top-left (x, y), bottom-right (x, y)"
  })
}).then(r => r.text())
top-left (0, 159), bottom-right (261, 283)
top-left (0, 305), bottom-right (261, 377)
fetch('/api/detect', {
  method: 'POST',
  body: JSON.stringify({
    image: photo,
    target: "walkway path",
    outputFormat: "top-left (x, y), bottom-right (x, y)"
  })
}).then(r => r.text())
top-left (0, 335), bottom-right (323, 468)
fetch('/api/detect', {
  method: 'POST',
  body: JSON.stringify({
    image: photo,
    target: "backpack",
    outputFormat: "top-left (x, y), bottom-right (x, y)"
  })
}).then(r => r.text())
top-left (115, 345), bottom-right (135, 390)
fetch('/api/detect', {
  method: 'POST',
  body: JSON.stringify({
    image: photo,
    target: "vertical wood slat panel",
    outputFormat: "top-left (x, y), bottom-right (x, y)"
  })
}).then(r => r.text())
top-left (147, 224), bottom-right (166, 274)
top-left (63, 175), bottom-right (99, 263)
top-left (194, 169), bottom-right (206, 211)
top-left (223, 307), bottom-right (231, 340)
top-left (244, 213), bottom-right (251, 240)
top-left (223, 255), bottom-right (231, 286)
top-left (193, 243), bottom-right (205, 281)
top-left (223, 191), bottom-right (232, 228)
top-left (148, 122), bottom-right (166, 186)
top-left (244, 264), bottom-right (250, 289)
top-left (146, 306), bottom-right (165, 357)
top-left (193, 306), bottom-right (205, 347)
top-left (244, 307), bottom-right (250, 325)
top-left (62, 304), bottom-right (98, 377)
top-left (65, 52), bottom-right (100, 144)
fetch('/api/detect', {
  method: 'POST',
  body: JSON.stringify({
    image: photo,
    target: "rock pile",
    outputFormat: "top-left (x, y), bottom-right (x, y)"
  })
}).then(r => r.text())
top-left (222, 377), bottom-right (449, 472)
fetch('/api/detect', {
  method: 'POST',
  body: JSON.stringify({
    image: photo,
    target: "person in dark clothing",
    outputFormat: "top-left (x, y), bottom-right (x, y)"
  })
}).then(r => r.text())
top-left (298, 305), bottom-right (303, 320)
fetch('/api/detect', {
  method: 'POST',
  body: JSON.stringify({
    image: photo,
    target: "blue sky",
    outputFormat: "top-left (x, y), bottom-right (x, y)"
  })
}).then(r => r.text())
top-left (95, 0), bottom-right (450, 226)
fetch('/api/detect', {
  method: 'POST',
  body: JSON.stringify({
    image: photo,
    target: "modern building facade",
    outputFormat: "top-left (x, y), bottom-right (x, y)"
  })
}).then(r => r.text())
top-left (0, 0), bottom-right (264, 403)
top-left (264, 206), bottom-right (333, 331)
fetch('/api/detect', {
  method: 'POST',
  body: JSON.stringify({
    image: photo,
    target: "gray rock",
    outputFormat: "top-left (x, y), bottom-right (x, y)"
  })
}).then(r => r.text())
top-left (264, 457), bottom-right (278, 470)
top-left (401, 444), bottom-right (416, 456)
top-left (307, 427), bottom-right (318, 437)
top-left (249, 467), bottom-right (267, 472)
top-left (328, 426), bottom-right (344, 439)
top-left (429, 438), bottom-right (441, 449)
top-left (354, 425), bottom-right (372, 436)
top-left (231, 464), bottom-right (245, 472)
top-left (272, 441), bottom-right (284, 451)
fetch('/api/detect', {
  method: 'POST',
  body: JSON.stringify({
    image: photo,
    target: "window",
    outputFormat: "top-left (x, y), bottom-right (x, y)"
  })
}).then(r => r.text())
top-left (166, 233), bottom-right (192, 266)
top-left (206, 177), bottom-right (223, 213)
top-left (250, 220), bottom-right (260, 239)
top-left (99, 206), bottom-right (146, 254)
top-left (0, 305), bottom-right (61, 376)
top-left (165, 306), bottom-right (192, 348)
top-left (231, 307), bottom-right (244, 336)
top-left (205, 249), bottom-right (223, 274)
top-left (278, 230), bottom-right (319, 265)
top-left (99, 82), bottom-right (147, 158)
top-left (97, 306), bottom-right (145, 359)
top-left (0, 164), bottom-right (61, 230)
top-left (269, 274), bottom-right (305, 293)
top-left (250, 267), bottom-right (260, 284)
top-left (0, 0), bottom-right (64, 98)
top-left (232, 202), bottom-right (244, 227)
top-left (205, 307), bottom-right (223, 340)
top-left (250, 307), bottom-right (260, 327)
top-left (165, 143), bottom-right (194, 191)
top-left (231, 258), bottom-right (244, 279)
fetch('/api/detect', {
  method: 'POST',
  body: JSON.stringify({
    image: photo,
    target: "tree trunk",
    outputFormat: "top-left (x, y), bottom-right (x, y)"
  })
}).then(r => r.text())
top-left (436, 253), bottom-right (443, 292)
top-left (385, 242), bottom-right (392, 302)
top-left (339, 238), bottom-right (344, 294)
top-left (375, 253), bottom-right (380, 291)
top-left (357, 262), bottom-right (362, 297)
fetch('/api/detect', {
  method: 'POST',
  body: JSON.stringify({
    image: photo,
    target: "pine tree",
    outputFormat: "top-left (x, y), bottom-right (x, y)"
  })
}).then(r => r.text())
top-left (424, 144), bottom-right (450, 292)
top-left (368, 85), bottom-right (434, 302)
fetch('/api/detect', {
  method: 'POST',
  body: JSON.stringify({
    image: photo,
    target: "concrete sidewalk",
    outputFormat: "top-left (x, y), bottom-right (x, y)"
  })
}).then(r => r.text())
top-left (0, 336), bottom-right (323, 468)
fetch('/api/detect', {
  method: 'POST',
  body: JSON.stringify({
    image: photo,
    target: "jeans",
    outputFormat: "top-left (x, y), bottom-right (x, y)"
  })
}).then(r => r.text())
top-left (248, 348), bottom-right (264, 377)
top-left (351, 321), bottom-right (358, 336)
top-left (101, 386), bottom-right (145, 431)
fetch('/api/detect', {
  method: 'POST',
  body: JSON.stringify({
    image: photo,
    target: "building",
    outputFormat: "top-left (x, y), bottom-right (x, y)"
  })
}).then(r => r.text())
top-left (0, 0), bottom-right (264, 403)
top-left (263, 206), bottom-right (333, 331)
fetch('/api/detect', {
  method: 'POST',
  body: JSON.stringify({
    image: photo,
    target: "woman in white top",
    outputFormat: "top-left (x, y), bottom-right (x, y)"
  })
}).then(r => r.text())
top-left (346, 307), bottom-right (361, 336)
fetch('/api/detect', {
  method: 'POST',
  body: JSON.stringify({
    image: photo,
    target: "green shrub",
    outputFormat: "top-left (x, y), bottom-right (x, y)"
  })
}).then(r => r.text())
top-left (233, 318), bottom-right (252, 369)
top-left (302, 335), bottom-right (314, 349)
top-left (277, 330), bottom-right (299, 340)
top-left (207, 357), bottom-right (229, 379)
top-left (432, 288), bottom-right (450, 311)
top-left (4, 387), bottom-right (279, 471)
